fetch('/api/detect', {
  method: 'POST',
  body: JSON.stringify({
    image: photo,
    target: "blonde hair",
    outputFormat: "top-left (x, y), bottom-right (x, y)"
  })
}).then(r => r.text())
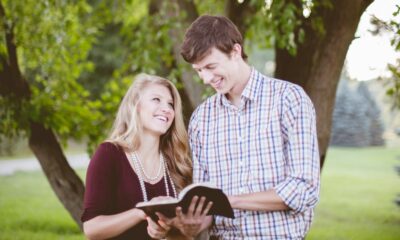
top-left (107, 73), bottom-right (192, 190)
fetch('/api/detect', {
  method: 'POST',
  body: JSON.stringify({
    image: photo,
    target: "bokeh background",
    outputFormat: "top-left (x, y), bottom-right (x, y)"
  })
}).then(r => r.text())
top-left (1, 0), bottom-right (399, 239)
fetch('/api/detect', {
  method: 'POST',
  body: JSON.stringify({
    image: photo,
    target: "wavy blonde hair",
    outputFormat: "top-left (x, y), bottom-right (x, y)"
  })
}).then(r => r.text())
top-left (107, 73), bottom-right (192, 191)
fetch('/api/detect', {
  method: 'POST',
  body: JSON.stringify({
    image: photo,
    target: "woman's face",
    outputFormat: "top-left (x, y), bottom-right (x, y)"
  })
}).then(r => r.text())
top-left (137, 83), bottom-right (175, 137)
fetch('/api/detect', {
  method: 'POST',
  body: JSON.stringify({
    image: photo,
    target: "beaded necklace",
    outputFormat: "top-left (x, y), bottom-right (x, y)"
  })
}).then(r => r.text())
top-left (130, 152), bottom-right (177, 202)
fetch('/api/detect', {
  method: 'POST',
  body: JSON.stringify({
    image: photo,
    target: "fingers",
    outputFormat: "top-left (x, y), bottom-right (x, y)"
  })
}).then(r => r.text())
top-left (194, 197), bottom-right (206, 217)
top-left (187, 196), bottom-right (199, 215)
top-left (176, 206), bottom-right (184, 221)
top-left (156, 212), bottom-right (174, 226)
top-left (157, 219), bottom-right (171, 231)
top-left (176, 196), bottom-right (213, 218)
top-left (146, 217), bottom-right (169, 239)
top-left (146, 217), bottom-right (160, 229)
top-left (202, 201), bottom-right (213, 216)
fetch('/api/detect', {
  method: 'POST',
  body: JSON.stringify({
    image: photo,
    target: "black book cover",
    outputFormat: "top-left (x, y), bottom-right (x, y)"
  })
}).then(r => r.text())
top-left (136, 183), bottom-right (234, 221)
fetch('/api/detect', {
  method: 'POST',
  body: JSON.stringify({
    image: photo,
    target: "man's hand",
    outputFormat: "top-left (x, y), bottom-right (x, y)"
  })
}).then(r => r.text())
top-left (173, 196), bottom-right (213, 237)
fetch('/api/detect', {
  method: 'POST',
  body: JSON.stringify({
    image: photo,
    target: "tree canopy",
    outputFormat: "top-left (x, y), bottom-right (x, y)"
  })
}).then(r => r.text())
top-left (2, 0), bottom-right (392, 228)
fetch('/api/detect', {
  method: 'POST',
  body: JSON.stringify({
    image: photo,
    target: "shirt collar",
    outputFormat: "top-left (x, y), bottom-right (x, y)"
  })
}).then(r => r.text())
top-left (217, 67), bottom-right (262, 106)
top-left (241, 67), bottom-right (261, 101)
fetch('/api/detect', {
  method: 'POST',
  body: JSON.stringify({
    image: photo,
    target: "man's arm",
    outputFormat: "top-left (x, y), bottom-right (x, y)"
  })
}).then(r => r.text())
top-left (273, 85), bottom-right (320, 213)
top-left (228, 189), bottom-right (289, 211)
top-left (230, 85), bottom-right (320, 214)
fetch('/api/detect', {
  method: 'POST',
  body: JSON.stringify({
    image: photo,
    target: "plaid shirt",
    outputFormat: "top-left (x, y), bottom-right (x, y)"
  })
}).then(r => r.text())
top-left (188, 68), bottom-right (320, 239)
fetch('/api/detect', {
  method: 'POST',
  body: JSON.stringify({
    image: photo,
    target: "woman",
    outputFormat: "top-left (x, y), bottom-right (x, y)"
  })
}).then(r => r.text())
top-left (81, 74), bottom-right (192, 239)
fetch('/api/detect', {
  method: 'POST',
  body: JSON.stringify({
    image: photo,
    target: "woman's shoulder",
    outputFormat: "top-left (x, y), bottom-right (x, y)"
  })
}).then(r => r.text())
top-left (98, 141), bottom-right (123, 152)
top-left (91, 141), bottom-right (125, 163)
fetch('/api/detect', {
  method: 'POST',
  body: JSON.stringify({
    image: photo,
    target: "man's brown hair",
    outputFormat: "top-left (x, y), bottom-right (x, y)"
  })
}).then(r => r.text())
top-left (180, 15), bottom-right (248, 63)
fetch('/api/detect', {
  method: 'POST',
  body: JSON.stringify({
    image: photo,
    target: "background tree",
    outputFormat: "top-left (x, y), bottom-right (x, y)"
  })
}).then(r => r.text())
top-left (0, 0), bottom-right (384, 229)
top-left (370, 4), bottom-right (400, 109)
top-left (0, 0), bottom-right (107, 228)
top-left (330, 75), bottom-right (385, 147)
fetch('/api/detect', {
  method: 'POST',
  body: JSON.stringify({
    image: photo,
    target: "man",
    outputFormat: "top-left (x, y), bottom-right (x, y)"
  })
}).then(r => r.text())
top-left (178, 15), bottom-right (320, 239)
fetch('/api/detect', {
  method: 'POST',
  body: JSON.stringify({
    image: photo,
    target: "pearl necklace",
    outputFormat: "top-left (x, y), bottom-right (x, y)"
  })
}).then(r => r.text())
top-left (130, 152), bottom-right (177, 202)
top-left (133, 152), bottom-right (163, 181)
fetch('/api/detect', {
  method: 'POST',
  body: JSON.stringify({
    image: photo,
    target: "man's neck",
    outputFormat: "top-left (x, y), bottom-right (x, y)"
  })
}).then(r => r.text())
top-left (227, 63), bottom-right (252, 107)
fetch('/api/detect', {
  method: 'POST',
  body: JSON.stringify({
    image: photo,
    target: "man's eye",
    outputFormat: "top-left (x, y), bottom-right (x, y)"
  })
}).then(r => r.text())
top-left (152, 98), bottom-right (160, 102)
top-left (207, 65), bottom-right (216, 70)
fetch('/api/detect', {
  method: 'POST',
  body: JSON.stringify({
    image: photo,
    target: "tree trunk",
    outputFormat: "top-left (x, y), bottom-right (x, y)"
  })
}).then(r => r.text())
top-left (29, 122), bottom-right (85, 229)
top-left (275, 0), bottom-right (373, 168)
top-left (0, 2), bottom-right (84, 228)
top-left (171, 0), bottom-right (207, 111)
top-left (224, 0), bottom-right (256, 36)
top-left (148, 0), bottom-right (197, 125)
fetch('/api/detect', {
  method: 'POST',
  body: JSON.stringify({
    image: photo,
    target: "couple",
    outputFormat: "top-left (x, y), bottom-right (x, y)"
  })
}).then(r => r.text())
top-left (81, 15), bottom-right (320, 240)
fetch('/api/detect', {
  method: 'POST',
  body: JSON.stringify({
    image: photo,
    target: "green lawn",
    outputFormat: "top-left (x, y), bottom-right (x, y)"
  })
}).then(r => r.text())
top-left (308, 147), bottom-right (400, 240)
top-left (0, 169), bottom-right (85, 240)
top-left (0, 147), bottom-right (399, 239)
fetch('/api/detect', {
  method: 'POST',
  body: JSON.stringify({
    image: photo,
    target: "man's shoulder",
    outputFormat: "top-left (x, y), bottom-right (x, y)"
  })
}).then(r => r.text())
top-left (257, 72), bottom-right (307, 99)
top-left (188, 94), bottom-right (220, 128)
top-left (193, 94), bottom-right (219, 114)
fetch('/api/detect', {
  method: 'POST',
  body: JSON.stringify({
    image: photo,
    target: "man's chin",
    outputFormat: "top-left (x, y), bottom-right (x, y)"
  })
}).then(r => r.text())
top-left (215, 88), bottom-right (227, 94)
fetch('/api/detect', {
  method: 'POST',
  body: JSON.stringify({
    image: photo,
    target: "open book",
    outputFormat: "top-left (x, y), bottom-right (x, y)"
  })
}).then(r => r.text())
top-left (136, 182), bottom-right (234, 221)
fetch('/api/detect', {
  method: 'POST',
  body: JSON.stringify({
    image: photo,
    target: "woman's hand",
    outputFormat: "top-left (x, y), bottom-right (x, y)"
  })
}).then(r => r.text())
top-left (172, 196), bottom-right (213, 237)
top-left (146, 216), bottom-right (171, 239)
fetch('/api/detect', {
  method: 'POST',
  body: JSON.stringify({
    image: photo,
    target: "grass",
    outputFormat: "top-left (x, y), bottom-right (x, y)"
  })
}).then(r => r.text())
top-left (307, 147), bottom-right (400, 240)
top-left (0, 147), bottom-right (399, 239)
top-left (0, 170), bottom-right (86, 240)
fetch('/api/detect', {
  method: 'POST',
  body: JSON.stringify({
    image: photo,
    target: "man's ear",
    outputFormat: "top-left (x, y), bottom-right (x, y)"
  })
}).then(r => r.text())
top-left (231, 43), bottom-right (242, 59)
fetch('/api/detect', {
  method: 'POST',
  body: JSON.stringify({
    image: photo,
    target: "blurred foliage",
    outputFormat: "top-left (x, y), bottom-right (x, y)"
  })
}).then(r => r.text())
top-left (2, 0), bottom-right (396, 157)
top-left (387, 5), bottom-right (400, 109)
top-left (246, 0), bottom-right (331, 55)
top-left (0, 0), bottom-right (102, 150)
top-left (370, 4), bottom-right (400, 109)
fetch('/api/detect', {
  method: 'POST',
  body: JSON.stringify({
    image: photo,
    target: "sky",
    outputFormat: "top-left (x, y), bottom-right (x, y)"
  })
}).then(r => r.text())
top-left (346, 0), bottom-right (400, 81)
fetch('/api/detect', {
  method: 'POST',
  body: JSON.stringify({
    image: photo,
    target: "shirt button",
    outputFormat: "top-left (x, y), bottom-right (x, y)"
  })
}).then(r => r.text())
top-left (239, 161), bottom-right (243, 166)
top-left (239, 187), bottom-right (244, 193)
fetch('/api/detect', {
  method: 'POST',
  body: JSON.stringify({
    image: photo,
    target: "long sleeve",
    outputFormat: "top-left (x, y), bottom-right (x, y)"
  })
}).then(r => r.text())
top-left (274, 85), bottom-right (320, 214)
top-left (81, 143), bottom-right (117, 222)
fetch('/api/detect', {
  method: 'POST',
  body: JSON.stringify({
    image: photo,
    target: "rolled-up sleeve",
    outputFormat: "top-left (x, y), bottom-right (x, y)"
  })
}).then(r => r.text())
top-left (274, 85), bottom-right (320, 214)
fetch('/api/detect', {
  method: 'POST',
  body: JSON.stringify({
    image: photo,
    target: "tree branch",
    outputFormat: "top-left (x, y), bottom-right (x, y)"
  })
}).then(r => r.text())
top-left (0, 1), bottom-right (30, 98)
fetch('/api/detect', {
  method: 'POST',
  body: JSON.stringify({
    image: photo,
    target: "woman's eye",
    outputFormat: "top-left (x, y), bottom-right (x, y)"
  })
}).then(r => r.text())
top-left (168, 102), bottom-right (174, 108)
top-left (152, 97), bottom-right (160, 102)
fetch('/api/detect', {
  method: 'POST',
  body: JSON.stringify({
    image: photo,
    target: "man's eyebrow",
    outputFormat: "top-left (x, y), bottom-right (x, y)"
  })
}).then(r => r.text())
top-left (194, 63), bottom-right (216, 70)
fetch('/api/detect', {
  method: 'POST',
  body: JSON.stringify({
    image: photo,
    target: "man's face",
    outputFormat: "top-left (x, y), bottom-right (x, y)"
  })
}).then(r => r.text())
top-left (192, 47), bottom-right (240, 95)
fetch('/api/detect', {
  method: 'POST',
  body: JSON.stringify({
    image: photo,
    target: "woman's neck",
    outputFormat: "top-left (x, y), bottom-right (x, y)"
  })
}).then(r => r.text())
top-left (136, 134), bottom-right (161, 166)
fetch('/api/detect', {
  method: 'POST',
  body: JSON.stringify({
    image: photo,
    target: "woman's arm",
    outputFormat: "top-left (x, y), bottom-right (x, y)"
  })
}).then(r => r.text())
top-left (83, 208), bottom-right (146, 240)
